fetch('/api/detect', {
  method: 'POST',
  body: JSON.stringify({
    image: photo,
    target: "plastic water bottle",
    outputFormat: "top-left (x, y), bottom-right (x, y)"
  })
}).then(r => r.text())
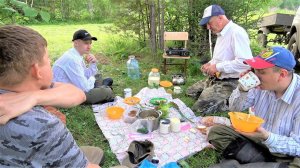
top-left (127, 55), bottom-right (140, 79)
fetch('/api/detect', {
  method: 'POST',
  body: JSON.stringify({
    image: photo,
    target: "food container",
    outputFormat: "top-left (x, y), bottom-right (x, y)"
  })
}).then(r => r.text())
top-left (106, 106), bottom-right (125, 120)
top-left (228, 112), bottom-right (264, 132)
top-left (170, 118), bottom-right (181, 132)
top-left (124, 88), bottom-right (132, 98)
top-left (123, 107), bottom-right (139, 124)
top-left (173, 86), bottom-right (182, 94)
top-left (138, 109), bottom-right (162, 131)
top-left (123, 96), bottom-right (141, 105)
top-left (160, 119), bottom-right (170, 134)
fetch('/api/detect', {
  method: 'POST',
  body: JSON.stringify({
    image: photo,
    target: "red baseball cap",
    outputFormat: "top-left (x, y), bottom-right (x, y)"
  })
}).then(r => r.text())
top-left (244, 47), bottom-right (296, 71)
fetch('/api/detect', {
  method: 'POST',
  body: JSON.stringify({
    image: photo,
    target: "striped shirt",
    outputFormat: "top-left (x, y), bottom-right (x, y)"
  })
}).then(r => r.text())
top-left (0, 90), bottom-right (88, 167)
top-left (229, 73), bottom-right (300, 156)
top-left (53, 48), bottom-right (98, 92)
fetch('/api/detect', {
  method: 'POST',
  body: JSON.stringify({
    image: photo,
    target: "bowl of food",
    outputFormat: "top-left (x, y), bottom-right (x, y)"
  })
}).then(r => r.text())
top-left (124, 107), bottom-right (139, 124)
top-left (123, 97), bottom-right (141, 105)
top-left (228, 112), bottom-right (264, 132)
top-left (106, 106), bottom-right (125, 119)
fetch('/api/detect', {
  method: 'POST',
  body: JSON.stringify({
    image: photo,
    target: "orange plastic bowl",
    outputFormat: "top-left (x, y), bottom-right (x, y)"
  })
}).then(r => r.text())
top-left (160, 80), bottom-right (173, 87)
top-left (123, 97), bottom-right (141, 105)
top-left (228, 112), bottom-right (265, 132)
top-left (106, 106), bottom-right (125, 119)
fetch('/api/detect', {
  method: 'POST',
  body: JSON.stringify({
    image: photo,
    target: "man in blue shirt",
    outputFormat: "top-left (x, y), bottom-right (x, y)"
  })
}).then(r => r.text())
top-left (52, 29), bottom-right (115, 104)
top-left (208, 47), bottom-right (300, 167)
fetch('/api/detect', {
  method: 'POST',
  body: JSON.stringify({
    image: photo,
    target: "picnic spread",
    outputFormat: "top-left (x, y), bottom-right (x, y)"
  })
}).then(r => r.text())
top-left (92, 87), bottom-right (211, 166)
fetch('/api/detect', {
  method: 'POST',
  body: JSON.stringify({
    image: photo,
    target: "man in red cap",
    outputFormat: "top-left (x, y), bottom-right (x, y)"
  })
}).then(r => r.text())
top-left (208, 46), bottom-right (300, 167)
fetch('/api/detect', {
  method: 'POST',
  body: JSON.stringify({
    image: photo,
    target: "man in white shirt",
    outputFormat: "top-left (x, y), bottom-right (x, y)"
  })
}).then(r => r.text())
top-left (53, 30), bottom-right (115, 104)
top-left (186, 5), bottom-right (253, 115)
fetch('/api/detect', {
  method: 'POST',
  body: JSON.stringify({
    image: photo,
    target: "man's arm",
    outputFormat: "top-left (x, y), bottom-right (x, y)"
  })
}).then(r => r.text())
top-left (64, 60), bottom-right (96, 92)
top-left (228, 86), bottom-right (256, 112)
top-left (0, 82), bottom-right (86, 124)
top-left (215, 30), bottom-right (253, 74)
top-left (84, 53), bottom-right (98, 79)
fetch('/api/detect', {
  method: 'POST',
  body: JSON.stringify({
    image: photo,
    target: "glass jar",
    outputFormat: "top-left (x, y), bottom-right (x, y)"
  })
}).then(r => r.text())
top-left (148, 68), bottom-right (160, 88)
top-left (127, 55), bottom-right (140, 79)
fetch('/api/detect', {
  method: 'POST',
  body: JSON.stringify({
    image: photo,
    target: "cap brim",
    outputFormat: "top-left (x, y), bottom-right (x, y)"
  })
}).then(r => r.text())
top-left (82, 37), bottom-right (97, 41)
top-left (244, 57), bottom-right (275, 69)
top-left (199, 16), bottom-right (211, 26)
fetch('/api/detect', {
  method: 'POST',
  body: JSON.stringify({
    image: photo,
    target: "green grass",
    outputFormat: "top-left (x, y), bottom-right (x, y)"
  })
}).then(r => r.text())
top-left (29, 23), bottom-right (218, 168)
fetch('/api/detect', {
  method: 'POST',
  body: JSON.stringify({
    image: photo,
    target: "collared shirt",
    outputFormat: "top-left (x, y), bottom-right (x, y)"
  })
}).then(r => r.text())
top-left (210, 21), bottom-right (253, 79)
top-left (52, 48), bottom-right (98, 92)
top-left (229, 74), bottom-right (300, 156)
top-left (0, 89), bottom-right (88, 167)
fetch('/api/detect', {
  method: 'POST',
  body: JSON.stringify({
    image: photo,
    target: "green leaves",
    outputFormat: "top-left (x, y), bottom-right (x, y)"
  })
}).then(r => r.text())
top-left (0, 0), bottom-right (51, 23)
top-left (23, 6), bottom-right (38, 17)
top-left (10, 0), bottom-right (27, 8)
top-left (39, 11), bottom-right (50, 22)
top-left (1, 7), bottom-right (17, 14)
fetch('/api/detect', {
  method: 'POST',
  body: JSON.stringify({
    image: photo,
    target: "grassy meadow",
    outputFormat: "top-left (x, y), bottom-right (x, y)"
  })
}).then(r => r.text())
top-left (29, 23), bottom-right (219, 168)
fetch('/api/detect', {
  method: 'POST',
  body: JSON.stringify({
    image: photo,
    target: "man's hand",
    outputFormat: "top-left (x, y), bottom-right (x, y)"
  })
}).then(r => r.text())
top-left (85, 54), bottom-right (97, 64)
top-left (200, 63), bottom-right (211, 74)
top-left (0, 92), bottom-right (38, 125)
top-left (206, 64), bottom-right (218, 76)
top-left (237, 127), bottom-right (270, 142)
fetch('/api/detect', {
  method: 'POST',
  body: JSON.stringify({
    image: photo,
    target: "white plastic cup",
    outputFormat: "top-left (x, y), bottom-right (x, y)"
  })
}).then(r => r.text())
top-left (173, 86), bottom-right (182, 94)
top-left (160, 119), bottom-right (170, 134)
top-left (170, 118), bottom-right (181, 132)
top-left (238, 71), bottom-right (261, 91)
top-left (124, 88), bottom-right (132, 98)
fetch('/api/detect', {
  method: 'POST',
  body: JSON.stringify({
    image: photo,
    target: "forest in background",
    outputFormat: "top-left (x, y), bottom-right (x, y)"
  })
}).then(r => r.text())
top-left (1, 0), bottom-right (300, 60)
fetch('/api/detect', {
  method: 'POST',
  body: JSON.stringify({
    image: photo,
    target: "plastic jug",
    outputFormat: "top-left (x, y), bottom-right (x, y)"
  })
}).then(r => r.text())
top-left (127, 55), bottom-right (140, 79)
top-left (148, 68), bottom-right (160, 88)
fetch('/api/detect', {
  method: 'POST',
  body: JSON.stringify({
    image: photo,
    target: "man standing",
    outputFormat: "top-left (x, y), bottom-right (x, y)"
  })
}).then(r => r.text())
top-left (0, 25), bottom-right (103, 167)
top-left (186, 5), bottom-right (253, 115)
top-left (53, 29), bottom-right (114, 104)
top-left (208, 47), bottom-right (300, 167)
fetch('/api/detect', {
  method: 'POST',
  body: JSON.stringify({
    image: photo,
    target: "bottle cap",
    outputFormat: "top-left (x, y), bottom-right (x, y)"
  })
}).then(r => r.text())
top-left (151, 68), bottom-right (159, 73)
top-left (129, 55), bottom-right (135, 59)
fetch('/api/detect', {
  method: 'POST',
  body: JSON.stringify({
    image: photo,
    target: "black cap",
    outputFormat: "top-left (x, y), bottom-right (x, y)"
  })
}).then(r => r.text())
top-left (72, 29), bottom-right (97, 41)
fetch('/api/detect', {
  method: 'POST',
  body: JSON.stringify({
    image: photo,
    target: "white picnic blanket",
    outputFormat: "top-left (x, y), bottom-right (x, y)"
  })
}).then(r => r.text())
top-left (92, 87), bottom-right (210, 166)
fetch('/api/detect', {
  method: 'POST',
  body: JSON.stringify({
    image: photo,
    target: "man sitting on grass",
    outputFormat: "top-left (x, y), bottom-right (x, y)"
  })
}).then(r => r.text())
top-left (52, 29), bottom-right (115, 104)
top-left (207, 47), bottom-right (300, 167)
top-left (0, 25), bottom-right (104, 167)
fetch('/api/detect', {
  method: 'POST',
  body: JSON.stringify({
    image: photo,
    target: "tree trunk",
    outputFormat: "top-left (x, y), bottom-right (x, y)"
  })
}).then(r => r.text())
top-left (88, 0), bottom-right (94, 19)
top-left (50, 0), bottom-right (56, 19)
top-left (158, 0), bottom-right (164, 50)
top-left (149, 0), bottom-right (157, 55)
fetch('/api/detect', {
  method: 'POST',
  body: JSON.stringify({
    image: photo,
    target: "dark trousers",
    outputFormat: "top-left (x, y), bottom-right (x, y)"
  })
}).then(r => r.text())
top-left (208, 125), bottom-right (300, 168)
top-left (84, 74), bottom-right (115, 104)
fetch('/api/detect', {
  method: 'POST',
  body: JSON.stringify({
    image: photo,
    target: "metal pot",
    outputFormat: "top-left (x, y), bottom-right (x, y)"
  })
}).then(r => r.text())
top-left (172, 74), bottom-right (185, 85)
top-left (138, 109), bottom-right (162, 131)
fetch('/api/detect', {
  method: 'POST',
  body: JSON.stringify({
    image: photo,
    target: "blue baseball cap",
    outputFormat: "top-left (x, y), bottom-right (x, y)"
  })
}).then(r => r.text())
top-left (244, 46), bottom-right (296, 71)
top-left (199, 5), bottom-right (225, 26)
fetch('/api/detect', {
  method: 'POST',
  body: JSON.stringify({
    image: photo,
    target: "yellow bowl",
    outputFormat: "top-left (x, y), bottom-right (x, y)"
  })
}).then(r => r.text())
top-left (106, 106), bottom-right (125, 119)
top-left (123, 97), bottom-right (141, 105)
top-left (160, 80), bottom-right (173, 87)
top-left (228, 112), bottom-right (264, 133)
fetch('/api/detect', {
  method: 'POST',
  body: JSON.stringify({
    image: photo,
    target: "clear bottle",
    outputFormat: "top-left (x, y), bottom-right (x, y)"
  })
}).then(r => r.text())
top-left (148, 68), bottom-right (160, 88)
top-left (127, 55), bottom-right (140, 79)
